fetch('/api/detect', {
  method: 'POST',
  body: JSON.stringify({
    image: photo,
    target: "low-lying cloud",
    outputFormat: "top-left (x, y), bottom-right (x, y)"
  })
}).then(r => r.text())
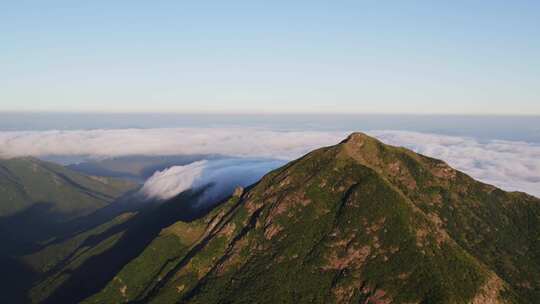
top-left (139, 158), bottom-right (285, 205)
top-left (0, 127), bottom-right (538, 197)
top-left (0, 128), bottom-right (347, 160)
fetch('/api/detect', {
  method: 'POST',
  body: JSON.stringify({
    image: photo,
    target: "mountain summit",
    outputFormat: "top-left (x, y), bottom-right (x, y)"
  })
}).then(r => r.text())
top-left (30, 133), bottom-right (540, 304)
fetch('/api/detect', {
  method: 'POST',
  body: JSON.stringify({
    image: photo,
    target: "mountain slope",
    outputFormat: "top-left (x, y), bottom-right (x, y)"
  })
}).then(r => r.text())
top-left (0, 157), bottom-right (138, 254)
top-left (0, 157), bottom-right (137, 303)
top-left (0, 157), bottom-right (136, 219)
top-left (27, 188), bottom-right (215, 304)
top-left (45, 133), bottom-right (540, 303)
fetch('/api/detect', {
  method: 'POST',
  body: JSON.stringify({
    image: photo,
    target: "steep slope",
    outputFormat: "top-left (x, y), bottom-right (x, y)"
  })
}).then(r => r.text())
top-left (28, 188), bottom-right (214, 304)
top-left (0, 157), bottom-right (136, 219)
top-left (52, 133), bottom-right (540, 303)
top-left (0, 157), bottom-right (138, 254)
top-left (0, 157), bottom-right (137, 303)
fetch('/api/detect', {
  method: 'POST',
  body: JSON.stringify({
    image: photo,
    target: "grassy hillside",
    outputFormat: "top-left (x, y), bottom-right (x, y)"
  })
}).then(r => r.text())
top-left (0, 157), bottom-right (136, 218)
top-left (28, 188), bottom-right (214, 304)
top-left (0, 157), bottom-right (137, 303)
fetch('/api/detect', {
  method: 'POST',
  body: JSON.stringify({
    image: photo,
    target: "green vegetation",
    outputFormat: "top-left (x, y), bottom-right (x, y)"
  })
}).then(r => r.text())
top-left (23, 212), bottom-right (136, 274)
top-left (0, 157), bottom-right (137, 303)
top-left (0, 157), bottom-right (136, 218)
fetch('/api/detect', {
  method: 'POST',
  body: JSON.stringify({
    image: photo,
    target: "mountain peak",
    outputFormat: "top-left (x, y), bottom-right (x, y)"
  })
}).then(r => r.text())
top-left (340, 132), bottom-right (378, 146)
top-left (337, 131), bottom-right (391, 171)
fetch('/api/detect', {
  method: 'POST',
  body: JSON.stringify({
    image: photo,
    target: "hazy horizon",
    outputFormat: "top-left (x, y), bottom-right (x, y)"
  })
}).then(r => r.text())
top-left (1, 112), bottom-right (538, 143)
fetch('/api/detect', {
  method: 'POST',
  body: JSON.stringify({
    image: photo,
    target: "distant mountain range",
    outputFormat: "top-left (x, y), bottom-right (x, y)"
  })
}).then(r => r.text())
top-left (1, 133), bottom-right (539, 303)
top-left (66, 155), bottom-right (221, 181)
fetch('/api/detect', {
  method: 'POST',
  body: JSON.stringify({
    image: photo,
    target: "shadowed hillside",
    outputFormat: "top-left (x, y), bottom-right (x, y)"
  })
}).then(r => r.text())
top-left (0, 157), bottom-right (137, 303)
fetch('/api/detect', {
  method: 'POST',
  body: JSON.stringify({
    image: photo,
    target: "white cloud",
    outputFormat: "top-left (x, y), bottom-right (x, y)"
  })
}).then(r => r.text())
top-left (0, 128), bottom-right (346, 160)
top-left (0, 128), bottom-right (538, 198)
top-left (139, 158), bottom-right (285, 205)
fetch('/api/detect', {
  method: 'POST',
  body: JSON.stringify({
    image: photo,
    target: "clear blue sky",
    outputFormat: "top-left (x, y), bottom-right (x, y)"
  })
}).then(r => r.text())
top-left (1, 1), bottom-right (539, 114)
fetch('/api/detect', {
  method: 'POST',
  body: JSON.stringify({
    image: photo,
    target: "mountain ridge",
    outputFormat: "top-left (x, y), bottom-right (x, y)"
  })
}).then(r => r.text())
top-left (69, 132), bottom-right (540, 303)
top-left (0, 157), bottom-right (138, 303)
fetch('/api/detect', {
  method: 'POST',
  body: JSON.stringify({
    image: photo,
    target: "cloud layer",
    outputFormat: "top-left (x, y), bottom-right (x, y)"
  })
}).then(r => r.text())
top-left (139, 158), bottom-right (285, 205)
top-left (0, 127), bottom-right (538, 197)
top-left (0, 128), bottom-right (347, 160)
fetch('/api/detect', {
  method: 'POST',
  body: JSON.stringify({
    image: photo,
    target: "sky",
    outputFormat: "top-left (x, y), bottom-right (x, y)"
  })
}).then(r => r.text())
top-left (1, 1), bottom-right (539, 114)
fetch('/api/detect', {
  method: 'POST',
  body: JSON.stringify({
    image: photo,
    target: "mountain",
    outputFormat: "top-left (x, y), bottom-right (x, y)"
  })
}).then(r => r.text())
top-left (20, 133), bottom-right (540, 303)
top-left (0, 157), bottom-right (137, 302)
top-left (25, 188), bottom-right (215, 304)
top-left (0, 157), bottom-right (137, 249)
top-left (0, 157), bottom-right (136, 219)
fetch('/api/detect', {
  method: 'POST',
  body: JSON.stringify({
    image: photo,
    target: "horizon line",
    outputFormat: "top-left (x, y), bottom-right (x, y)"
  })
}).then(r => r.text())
top-left (1, 110), bottom-right (539, 117)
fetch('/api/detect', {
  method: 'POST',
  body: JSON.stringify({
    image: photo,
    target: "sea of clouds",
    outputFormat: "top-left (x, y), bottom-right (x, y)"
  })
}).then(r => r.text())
top-left (0, 128), bottom-right (346, 160)
top-left (0, 128), bottom-right (538, 198)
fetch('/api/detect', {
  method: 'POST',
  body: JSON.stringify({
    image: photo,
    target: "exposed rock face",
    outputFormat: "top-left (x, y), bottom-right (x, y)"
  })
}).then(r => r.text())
top-left (35, 133), bottom-right (540, 304)
top-left (232, 186), bottom-right (244, 197)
